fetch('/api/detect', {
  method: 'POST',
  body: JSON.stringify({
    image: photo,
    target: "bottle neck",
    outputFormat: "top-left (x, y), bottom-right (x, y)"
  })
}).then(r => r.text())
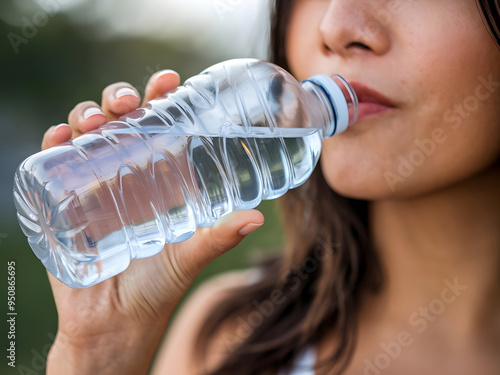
top-left (302, 81), bottom-right (336, 138)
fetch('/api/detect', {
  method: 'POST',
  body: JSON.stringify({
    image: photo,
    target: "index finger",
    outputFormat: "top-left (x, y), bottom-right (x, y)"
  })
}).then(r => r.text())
top-left (143, 70), bottom-right (181, 105)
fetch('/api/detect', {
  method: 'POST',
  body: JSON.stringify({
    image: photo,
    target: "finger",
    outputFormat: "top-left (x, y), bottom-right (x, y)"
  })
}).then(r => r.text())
top-left (68, 101), bottom-right (107, 135)
top-left (41, 124), bottom-right (72, 151)
top-left (184, 210), bottom-right (265, 276)
top-left (143, 70), bottom-right (181, 105)
top-left (101, 82), bottom-right (141, 120)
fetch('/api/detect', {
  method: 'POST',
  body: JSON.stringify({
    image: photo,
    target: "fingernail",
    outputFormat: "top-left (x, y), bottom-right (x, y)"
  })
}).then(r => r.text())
top-left (115, 87), bottom-right (138, 99)
top-left (238, 223), bottom-right (263, 236)
top-left (156, 69), bottom-right (180, 80)
top-left (54, 123), bottom-right (69, 132)
top-left (154, 70), bottom-right (181, 92)
top-left (83, 107), bottom-right (105, 120)
top-left (49, 123), bottom-right (67, 134)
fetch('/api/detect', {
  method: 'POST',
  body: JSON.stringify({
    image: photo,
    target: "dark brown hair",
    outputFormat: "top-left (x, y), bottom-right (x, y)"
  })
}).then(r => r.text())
top-left (193, 1), bottom-right (500, 374)
top-left (477, 0), bottom-right (500, 48)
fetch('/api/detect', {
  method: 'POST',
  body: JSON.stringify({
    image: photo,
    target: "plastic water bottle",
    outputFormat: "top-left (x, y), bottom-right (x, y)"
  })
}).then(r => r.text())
top-left (14, 58), bottom-right (358, 288)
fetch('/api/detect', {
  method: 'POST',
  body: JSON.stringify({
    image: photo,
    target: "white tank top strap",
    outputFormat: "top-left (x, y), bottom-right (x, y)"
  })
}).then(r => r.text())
top-left (278, 346), bottom-right (316, 375)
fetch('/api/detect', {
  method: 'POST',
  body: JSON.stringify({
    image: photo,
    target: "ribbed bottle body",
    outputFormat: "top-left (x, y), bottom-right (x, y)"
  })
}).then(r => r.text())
top-left (13, 59), bottom-right (344, 287)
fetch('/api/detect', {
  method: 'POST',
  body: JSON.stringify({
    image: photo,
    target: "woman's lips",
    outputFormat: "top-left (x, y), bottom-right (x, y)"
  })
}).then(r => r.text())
top-left (348, 82), bottom-right (396, 124)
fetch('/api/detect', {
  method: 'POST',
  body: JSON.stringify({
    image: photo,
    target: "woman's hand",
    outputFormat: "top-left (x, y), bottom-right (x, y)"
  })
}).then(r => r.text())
top-left (44, 70), bottom-right (264, 375)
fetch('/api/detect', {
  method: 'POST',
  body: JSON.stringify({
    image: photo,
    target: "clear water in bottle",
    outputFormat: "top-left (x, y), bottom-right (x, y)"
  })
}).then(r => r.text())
top-left (14, 58), bottom-right (356, 287)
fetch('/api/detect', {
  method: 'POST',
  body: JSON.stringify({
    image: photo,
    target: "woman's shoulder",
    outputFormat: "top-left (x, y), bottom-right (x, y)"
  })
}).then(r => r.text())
top-left (151, 267), bottom-right (262, 374)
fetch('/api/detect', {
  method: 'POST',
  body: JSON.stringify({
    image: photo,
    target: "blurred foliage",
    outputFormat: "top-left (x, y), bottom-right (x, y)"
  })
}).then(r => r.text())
top-left (0, 5), bottom-right (283, 374)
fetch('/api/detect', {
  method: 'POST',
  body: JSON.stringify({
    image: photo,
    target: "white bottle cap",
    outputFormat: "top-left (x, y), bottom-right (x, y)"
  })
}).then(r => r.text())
top-left (303, 74), bottom-right (358, 137)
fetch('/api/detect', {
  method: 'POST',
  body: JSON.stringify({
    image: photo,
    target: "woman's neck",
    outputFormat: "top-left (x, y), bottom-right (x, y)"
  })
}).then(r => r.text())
top-left (368, 163), bottom-right (500, 345)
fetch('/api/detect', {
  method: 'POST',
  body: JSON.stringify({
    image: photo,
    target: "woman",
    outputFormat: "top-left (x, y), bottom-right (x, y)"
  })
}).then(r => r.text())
top-left (45, 0), bottom-right (500, 374)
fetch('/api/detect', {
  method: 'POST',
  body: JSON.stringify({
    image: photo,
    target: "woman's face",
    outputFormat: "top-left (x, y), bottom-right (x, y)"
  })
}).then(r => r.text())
top-left (286, 0), bottom-right (500, 199)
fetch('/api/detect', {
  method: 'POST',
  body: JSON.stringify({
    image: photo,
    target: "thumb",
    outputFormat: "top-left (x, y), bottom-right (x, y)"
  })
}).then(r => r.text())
top-left (187, 209), bottom-right (264, 274)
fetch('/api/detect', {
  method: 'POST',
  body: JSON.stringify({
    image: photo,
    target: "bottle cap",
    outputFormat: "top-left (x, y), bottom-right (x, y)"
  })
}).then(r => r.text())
top-left (303, 74), bottom-right (358, 136)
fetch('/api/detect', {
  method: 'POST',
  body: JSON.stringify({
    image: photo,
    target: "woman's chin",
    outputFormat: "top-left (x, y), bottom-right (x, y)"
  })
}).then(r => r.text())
top-left (322, 172), bottom-right (390, 200)
top-left (321, 166), bottom-right (427, 201)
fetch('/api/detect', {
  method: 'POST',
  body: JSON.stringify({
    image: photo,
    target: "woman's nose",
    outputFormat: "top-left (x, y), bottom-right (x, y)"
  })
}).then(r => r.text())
top-left (319, 0), bottom-right (392, 57)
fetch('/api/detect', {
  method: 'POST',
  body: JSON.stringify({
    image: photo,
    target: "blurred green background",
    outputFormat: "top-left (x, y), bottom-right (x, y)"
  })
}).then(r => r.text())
top-left (0, 0), bottom-right (283, 373)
